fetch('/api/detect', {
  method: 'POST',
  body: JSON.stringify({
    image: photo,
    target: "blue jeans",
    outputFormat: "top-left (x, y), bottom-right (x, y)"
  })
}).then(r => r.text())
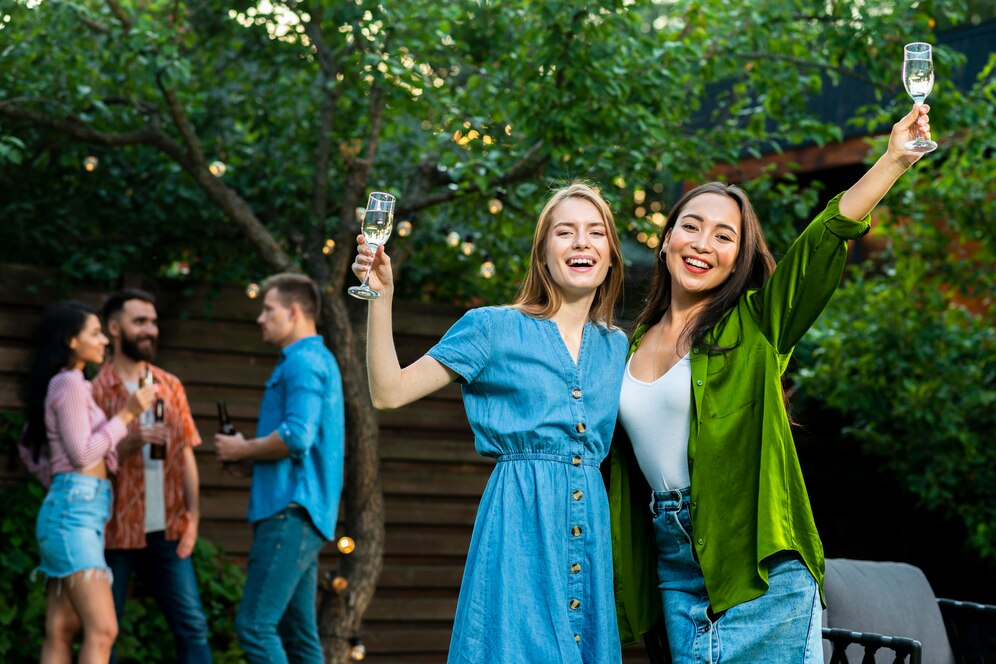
top-left (235, 506), bottom-right (326, 664)
top-left (106, 531), bottom-right (212, 664)
top-left (652, 488), bottom-right (822, 664)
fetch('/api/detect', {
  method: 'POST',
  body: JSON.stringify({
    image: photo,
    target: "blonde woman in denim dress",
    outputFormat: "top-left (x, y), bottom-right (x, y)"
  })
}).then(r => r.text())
top-left (352, 183), bottom-right (628, 663)
top-left (20, 301), bottom-right (154, 663)
top-left (609, 106), bottom-right (933, 663)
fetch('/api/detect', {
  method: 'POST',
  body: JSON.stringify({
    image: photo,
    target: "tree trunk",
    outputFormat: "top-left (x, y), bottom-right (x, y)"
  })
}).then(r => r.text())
top-left (316, 286), bottom-right (385, 664)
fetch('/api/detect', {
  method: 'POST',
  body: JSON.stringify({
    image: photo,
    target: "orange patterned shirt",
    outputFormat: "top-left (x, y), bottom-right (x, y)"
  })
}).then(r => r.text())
top-left (92, 363), bottom-right (202, 549)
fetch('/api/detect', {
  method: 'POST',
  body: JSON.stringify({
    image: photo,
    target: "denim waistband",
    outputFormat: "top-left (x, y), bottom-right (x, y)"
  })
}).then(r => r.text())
top-left (50, 472), bottom-right (112, 492)
top-left (496, 452), bottom-right (600, 468)
top-left (651, 486), bottom-right (691, 515)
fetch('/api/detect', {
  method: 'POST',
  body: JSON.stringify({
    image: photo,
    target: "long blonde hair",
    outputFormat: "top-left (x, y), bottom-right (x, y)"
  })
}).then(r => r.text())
top-left (512, 182), bottom-right (623, 326)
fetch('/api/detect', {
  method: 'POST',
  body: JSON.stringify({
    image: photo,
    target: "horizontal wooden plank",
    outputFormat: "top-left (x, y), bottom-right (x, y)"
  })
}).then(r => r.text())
top-left (364, 596), bottom-right (458, 622)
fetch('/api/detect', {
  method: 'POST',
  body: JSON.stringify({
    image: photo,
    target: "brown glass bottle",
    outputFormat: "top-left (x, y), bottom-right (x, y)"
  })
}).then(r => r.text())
top-left (217, 400), bottom-right (240, 472)
top-left (149, 397), bottom-right (166, 459)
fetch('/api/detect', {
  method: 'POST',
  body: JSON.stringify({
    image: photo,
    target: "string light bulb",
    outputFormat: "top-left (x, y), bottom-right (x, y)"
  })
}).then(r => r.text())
top-left (488, 198), bottom-right (503, 214)
top-left (208, 160), bottom-right (227, 177)
top-left (323, 239), bottom-right (336, 255)
top-left (350, 637), bottom-right (366, 661)
top-left (333, 576), bottom-right (349, 593)
top-left (337, 536), bottom-right (356, 554)
top-left (396, 220), bottom-right (413, 237)
top-left (446, 231), bottom-right (461, 247)
top-left (461, 241), bottom-right (475, 256)
top-left (246, 283), bottom-right (260, 299)
top-left (83, 156), bottom-right (98, 172)
top-left (480, 261), bottom-right (495, 279)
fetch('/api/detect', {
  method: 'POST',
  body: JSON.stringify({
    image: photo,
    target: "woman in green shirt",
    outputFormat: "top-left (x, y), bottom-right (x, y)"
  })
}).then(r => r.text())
top-left (609, 105), bottom-right (933, 663)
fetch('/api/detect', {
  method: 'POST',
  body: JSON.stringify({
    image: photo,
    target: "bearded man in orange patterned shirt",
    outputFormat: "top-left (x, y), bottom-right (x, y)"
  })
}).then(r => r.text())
top-left (92, 289), bottom-right (212, 663)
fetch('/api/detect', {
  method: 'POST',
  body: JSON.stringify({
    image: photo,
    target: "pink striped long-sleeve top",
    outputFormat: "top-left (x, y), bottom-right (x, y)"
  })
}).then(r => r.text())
top-left (45, 369), bottom-right (127, 475)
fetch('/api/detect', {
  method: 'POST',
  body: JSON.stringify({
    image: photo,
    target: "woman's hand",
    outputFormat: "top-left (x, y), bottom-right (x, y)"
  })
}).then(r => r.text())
top-left (352, 235), bottom-right (395, 296)
top-left (886, 104), bottom-right (932, 169)
top-left (125, 384), bottom-right (156, 417)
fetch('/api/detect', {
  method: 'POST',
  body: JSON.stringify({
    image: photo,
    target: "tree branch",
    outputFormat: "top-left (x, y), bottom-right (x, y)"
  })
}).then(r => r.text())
top-left (400, 140), bottom-right (549, 215)
top-left (103, 0), bottom-right (132, 32)
top-left (737, 52), bottom-right (877, 86)
top-left (0, 101), bottom-right (165, 147)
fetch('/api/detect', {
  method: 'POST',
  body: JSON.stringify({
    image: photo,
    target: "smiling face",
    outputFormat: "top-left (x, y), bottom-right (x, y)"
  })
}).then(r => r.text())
top-left (543, 197), bottom-right (613, 299)
top-left (662, 192), bottom-right (742, 301)
top-left (109, 299), bottom-right (159, 362)
top-left (69, 314), bottom-right (109, 369)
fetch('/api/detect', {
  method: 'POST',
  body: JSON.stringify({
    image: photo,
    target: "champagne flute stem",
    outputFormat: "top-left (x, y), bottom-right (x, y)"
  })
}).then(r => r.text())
top-left (361, 243), bottom-right (380, 288)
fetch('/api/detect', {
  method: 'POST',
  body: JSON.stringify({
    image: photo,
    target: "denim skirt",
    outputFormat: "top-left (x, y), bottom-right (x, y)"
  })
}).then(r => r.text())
top-left (36, 473), bottom-right (113, 581)
top-left (652, 488), bottom-right (822, 664)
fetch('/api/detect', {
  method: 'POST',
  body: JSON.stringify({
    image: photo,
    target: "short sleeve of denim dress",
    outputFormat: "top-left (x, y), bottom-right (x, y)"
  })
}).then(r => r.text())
top-left (427, 306), bottom-right (629, 664)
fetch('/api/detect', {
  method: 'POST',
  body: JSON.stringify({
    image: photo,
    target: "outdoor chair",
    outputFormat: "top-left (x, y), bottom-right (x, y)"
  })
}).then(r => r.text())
top-left (821, 558), bottom-right (996, 664)
top-left (640, 558), bottom-right (996, 664)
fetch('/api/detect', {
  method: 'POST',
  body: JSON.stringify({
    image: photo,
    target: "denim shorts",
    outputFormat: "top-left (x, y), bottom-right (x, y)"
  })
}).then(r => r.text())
top-left (36, 473), bottom-right (113, 581)
top-left (652, 488), bottom-right (822, 664)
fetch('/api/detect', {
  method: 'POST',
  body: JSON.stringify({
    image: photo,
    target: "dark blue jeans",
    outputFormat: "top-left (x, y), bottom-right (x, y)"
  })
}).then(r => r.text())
top-left (106, 531), bottom-right (212, 664)
top-left (234, 506), bottom-right (326, 664)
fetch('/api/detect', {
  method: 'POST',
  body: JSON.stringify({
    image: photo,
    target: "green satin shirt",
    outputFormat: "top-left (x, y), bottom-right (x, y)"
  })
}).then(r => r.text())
top-left (608, 193), bottom-right (871, 644)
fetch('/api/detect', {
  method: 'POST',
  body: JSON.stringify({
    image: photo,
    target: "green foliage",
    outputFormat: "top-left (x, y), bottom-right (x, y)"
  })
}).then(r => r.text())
top-left (0, 481), bottom-right (47, 660)
top-left (795, 58), bottom-right (996, 561)
top-left (0, 0), bottom-right (970, 301)
top-left (796, 261), bottom-right (995, 559)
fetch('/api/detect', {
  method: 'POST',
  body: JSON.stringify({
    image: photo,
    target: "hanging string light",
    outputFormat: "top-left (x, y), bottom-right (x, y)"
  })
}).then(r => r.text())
top-left (461, 234), bottom-right (475, 256)
top-left (349, 637), bottom-right (366, 661)
top-left (488, 198), bottom-right (503, 214)
top-left (337, 536), bottom-right (356, 554)
top-left (332, 576), bottom-right (349, 593)
top-left (83, 156), bottom-right (99, 172)
top-left (246, 283), bottom-right (260, 299)
top-left (446, 230), bottom-right (461, 247)
top-left (208, 160), bottom-right (227, 177)
top-left (480, 260), bottom-right (495, 279)
top-left (396, 220), bottom-right (413, 237)
top-left (323, 239), bottom-right (336, 255)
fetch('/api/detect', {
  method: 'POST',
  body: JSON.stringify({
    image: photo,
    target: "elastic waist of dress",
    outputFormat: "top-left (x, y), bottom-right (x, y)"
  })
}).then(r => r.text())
top-left (495, 452), bottom-right (600, 468)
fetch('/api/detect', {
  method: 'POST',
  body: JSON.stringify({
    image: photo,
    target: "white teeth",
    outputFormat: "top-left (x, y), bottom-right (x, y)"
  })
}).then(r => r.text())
top-left (568, 257), bottom-right (594, 267)
top-left (685, 258), bottom-right (709, 269)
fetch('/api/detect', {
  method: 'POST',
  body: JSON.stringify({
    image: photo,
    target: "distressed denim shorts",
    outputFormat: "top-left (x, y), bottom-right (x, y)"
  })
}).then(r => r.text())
top-left (35, 473), bottom-right (113, 581)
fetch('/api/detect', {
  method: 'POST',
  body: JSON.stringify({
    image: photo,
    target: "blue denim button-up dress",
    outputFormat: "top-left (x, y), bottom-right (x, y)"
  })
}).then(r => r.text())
top-left (428, 307), bottom-right (627, 664)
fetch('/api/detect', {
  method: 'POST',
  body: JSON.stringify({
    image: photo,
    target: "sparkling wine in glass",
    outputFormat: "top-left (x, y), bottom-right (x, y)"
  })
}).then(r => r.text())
top-left (902, 42), bottom-right (937, 153)
top-left (348, 192), bottom-right (396, 300)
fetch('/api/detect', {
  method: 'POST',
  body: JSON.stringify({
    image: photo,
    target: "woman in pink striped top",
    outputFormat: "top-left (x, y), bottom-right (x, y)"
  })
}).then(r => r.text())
top-left (21, 301), bottom-right (154, 664)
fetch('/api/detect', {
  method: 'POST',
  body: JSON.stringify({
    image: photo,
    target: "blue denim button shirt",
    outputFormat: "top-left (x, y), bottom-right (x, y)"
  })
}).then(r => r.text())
top-left (248, 335), bottom-right (344, 541)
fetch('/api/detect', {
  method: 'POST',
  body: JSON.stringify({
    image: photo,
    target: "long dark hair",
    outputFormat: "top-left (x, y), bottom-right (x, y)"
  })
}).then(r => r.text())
top-left (633, 182), bottom-right (776, 349)
top-left (21, 301), bottom-right (96, 463)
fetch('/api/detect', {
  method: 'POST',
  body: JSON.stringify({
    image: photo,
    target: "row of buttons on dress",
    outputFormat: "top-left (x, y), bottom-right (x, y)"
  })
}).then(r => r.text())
top-left (571, 385), bottom-right (585, 645)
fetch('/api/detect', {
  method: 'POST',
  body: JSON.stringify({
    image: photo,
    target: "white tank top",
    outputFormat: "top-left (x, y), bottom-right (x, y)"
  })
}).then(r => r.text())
top-left (618, 353), bottom-right (691, 492)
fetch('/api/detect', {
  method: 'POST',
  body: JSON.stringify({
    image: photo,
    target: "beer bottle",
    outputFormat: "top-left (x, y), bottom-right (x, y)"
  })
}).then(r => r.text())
top-left (150, 397), bottom-right (166, 459)
top-left (217, 400), bottom-right (240, 472)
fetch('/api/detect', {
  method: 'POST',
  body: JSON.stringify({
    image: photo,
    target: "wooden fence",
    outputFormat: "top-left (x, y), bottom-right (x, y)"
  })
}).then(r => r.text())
top-left (0, 264), bottom-right (649, 662)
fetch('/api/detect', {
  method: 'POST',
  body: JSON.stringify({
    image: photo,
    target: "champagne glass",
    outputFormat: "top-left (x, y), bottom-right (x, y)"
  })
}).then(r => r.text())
top-left (902, 42), bottom-right (938, 153)
top-left (348, 191), bottom-right (396, 300)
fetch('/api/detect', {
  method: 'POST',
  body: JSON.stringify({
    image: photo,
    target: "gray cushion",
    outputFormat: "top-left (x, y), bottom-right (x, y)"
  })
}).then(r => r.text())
top-left (822, 558), bottom-right (954, 664)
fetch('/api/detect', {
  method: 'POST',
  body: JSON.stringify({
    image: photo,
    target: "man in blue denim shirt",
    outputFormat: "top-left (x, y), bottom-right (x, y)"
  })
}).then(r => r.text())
top-left (215, 273), bottom-right (344, 664)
